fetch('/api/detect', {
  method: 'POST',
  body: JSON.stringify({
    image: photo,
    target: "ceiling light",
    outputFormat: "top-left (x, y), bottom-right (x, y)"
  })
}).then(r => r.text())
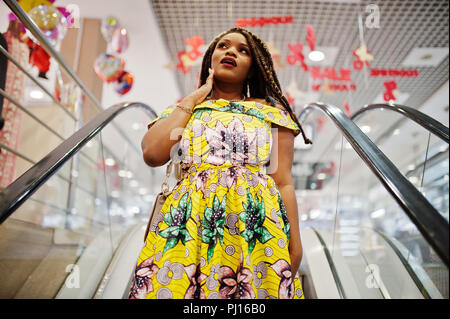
top-left (317, 173), bottom-right (327, 180)
top-left (130, 180), bottom-right (139, 187)
top-left (111, 190), bottom-right (120, 198)
top-left (132, 123), bottom-right (141, 130)
top-left (30, 90), bottom-right (44, 99)
top-left (361, 125), bottom-right (371, 134)
top-left (105, 158), bottom-right (116, 166)
top-left (308, 50), bottom-right (325, 62)
top-left (393, 129), bottom-right (400, 136)
top-left (370, 209), bottom-right (385, 219)
top-left (407, 164), bottom-right (415, 171)
top-left (118, 170), bottom-right (128, 177)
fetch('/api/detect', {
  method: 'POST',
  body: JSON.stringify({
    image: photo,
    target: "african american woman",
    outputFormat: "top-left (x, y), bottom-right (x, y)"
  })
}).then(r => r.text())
top-left (129, 27), bottom-right (312, 300)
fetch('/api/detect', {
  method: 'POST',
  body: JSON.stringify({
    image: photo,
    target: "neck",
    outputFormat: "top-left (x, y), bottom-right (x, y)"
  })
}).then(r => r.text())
top-left (211, 80), bottom-right (245, 101)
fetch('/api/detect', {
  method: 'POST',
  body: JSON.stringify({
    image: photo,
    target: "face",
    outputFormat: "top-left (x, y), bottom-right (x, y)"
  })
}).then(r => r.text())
top-left (210, 32), bottom-right (253, 84)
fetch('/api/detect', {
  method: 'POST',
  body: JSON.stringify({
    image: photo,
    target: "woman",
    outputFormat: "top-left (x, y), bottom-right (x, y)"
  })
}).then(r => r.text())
top-left (129, 27), bottom-right (312, 299)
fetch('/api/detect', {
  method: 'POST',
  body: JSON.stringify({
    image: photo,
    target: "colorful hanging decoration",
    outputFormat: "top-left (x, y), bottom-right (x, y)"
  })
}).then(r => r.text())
top-left (185, 35), bottom-right (204, 61)
top-left (306, 24), bottom-right (316, 51)
top-left (111, 27), bottom-right (129, 54)
top-left (176, 35), bottom-right (205, 73)
top-left (312, 83), bottom-right (356, 92)
top-left (235, 16), bottom-right (293, 28)
top-left (383, 80), bottom-right (399, 102)
top-left (25, 37), bottom-right (51, 79)
top-left (113, 71), bottom-right (134, 95)
top-left (176, 50), bottom-right (191, 74)
top-left (286, 42), bottom-right (308, 71)
top-left (93, 53), bottom-right (125, 83)
top-left (310, 66), bottom-right (352, 82)
top-left (370, 68), bottom-right (419, 77)
top-left (101, 16), bottom-right (120, 43)
top-left (26, 4), bottom-right (68, 46)
top-left (352, 44), bottom-right (373, 70)
top-left (17, 0), bottom-right (53, 13)
top-left (343, 101), bottom-right (351, 117)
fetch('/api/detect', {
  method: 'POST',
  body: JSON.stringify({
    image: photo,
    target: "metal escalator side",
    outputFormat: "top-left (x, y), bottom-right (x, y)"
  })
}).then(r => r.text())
top-left (297, 102), bottom-right (448, 268)
top-left (302, 226), bottom-right (442, 299)
top-left (0, 102), bottom-right (157, 299)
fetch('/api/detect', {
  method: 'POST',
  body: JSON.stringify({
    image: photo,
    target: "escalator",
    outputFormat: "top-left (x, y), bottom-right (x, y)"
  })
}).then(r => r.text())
top-left (0, 100), bottom-right (448, 299)
top-left (294, 101), bottom-right (449, 299)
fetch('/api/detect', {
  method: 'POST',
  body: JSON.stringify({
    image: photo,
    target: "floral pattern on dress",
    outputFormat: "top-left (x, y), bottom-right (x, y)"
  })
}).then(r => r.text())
top-left (204, 117), bottom-right (257, 166)
top-left (239, 189), bottom-right (274, 255)
top-left (202, 194), bottom-right (226, 262)
top-left (159, 193), bottom-right (194, 255)
top-left (129, 256), bottom-right (159, 299)
top-left (131, 99), bottom-right (304, 299)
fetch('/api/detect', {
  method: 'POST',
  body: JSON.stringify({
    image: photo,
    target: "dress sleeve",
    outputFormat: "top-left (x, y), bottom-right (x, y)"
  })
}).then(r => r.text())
top-left (147, 105), bottom-right (177, 129)
top-left (263, 107), bottom-right (301, 137)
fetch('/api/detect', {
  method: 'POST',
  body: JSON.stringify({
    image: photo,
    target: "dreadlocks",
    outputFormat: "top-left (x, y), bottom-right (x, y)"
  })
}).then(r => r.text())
top-left (199, 27), bottom-right (312, 145)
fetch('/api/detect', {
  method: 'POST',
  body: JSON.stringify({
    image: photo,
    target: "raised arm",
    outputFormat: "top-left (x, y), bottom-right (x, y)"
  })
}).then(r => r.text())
top-left (142, 69), bottom-right (215, 167)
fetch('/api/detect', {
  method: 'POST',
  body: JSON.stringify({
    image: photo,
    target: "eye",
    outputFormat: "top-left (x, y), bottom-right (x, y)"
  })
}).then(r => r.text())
top-left (217, 42), bottom-right (227, 49)
top-left (240, 48), bottom-right (249, 54)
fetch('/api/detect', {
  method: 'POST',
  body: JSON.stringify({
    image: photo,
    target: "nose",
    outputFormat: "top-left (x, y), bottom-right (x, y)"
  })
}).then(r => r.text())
top-left (225, 47), bottom-right (237, 57)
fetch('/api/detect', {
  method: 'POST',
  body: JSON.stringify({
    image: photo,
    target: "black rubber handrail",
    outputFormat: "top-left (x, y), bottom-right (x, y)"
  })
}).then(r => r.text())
top-left (351, 103), bottom-right (449, 143)
top-left (297, 102), bottom-right (449, 268)
top-left (0, 102), bottom-right (157, 223)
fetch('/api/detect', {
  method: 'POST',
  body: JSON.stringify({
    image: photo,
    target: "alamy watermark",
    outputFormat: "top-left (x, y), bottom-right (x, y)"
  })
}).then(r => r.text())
top-left (365, 4), bottom-right (380, 29)
top-left (65, 264), bottom-right (80, 289)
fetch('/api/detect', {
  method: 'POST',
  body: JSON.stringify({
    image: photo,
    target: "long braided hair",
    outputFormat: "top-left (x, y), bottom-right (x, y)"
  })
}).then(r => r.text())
top-left (198, 27), bottom-right (312, 145)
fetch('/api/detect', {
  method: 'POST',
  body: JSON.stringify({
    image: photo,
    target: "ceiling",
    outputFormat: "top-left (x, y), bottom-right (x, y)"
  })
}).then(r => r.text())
top-left (150, 0), bottom-right (449, 193)
top-left (150, 0), bottom-right (449, 113)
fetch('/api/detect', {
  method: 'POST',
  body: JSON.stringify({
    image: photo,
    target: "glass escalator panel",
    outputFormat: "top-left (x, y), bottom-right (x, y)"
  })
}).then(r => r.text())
top-left (296, 110), bottom-right (447, 298)
top-left (0, 106), bottom-right (158, 298)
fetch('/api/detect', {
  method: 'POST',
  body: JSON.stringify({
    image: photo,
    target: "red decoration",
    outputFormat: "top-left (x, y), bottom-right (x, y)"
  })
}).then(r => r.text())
top-left (383, 80), bottom-right (397, 101)
top-left (312, 83), bottom-right (356, 92)
top-left (176, 50), bottom-right (191, 74)
top-left (306, 24), bottom-right (316, 51)
top-left (286, 91), bottom-right (295, 106)
top-left (25, 37), bottom-right (50, 79)
top-left (316, 116), bottom-right (326, 132)
top-left (185, 35), bottom-right (204, 61)
top-left (235, 16), bottom-right (293, 28)
top-left (176, 35), bottom-right (205, 74)
top-left (287, 42), bottom-right (308, 71)
top-left (352, 45), bottom-right (373, 71)
top-left (343, 101), bottom-right (351, 117)
top-left (310, 66), bottom-right (352, 82)
top-left (370, 68), bottom-right (418, 77)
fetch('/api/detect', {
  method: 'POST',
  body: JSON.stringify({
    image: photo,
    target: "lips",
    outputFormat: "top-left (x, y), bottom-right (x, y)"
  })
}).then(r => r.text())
top-left (220, 57), bottom-right (237, 67)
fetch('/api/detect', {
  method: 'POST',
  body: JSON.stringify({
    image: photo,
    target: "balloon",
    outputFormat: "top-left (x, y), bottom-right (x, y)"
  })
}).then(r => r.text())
top-left (111, 27), bottom-right (129, 54)
top-left (57, 6), bottom-right (74, 28)
top-left (94, 53), bottom-right (125, 83)
top-left (113, 71), bottom-right (133, 95)
top-left (28, 5), bottom-right (61, 30)
top-left (101, 16), bottom-right (120, 43)
top-left (26, 4), bottom-right (66, 46)
top-left (18, 0), bottom-right (52, 13)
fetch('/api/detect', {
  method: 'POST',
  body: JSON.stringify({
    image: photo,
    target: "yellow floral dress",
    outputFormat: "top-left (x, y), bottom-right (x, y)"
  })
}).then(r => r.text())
top-left (129, 98), bottom-right (304, 299)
